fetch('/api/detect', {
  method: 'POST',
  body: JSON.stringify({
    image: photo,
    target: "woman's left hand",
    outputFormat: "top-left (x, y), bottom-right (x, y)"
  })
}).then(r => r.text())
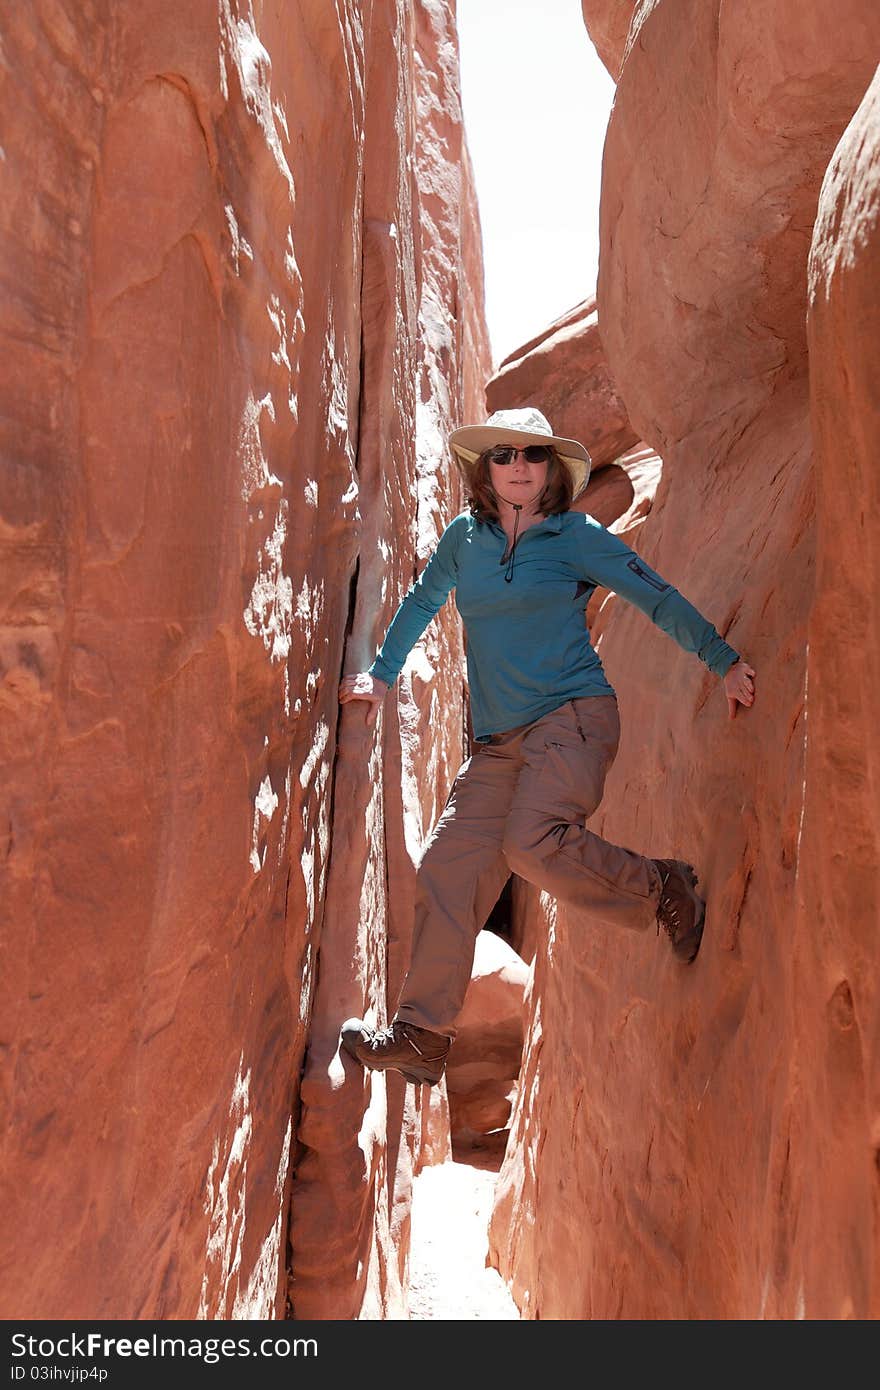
top-left (723, 659), bottom-right (756, 720)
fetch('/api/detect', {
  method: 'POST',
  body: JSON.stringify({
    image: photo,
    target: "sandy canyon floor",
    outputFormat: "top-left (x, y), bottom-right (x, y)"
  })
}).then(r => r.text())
top-left (408, 1144), bottom-right (520, 1320)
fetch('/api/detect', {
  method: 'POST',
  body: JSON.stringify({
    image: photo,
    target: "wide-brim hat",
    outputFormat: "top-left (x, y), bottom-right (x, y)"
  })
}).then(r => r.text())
top-left (448, 407), bottom-right (592, 497)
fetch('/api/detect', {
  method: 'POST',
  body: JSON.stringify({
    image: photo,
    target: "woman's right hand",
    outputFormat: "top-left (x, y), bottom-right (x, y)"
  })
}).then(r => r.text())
top-left (338, 671), bottom-right (389, 728)
top-left (723, 659), bottom-right (756, 720)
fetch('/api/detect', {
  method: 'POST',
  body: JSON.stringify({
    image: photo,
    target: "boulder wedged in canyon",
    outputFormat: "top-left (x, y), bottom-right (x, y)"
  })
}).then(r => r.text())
top-left (580, 1), bottom-right (635, 78)
top-left (1, 0), bottom-right (487, 1320)
top-left (489, 1), bottom-right (880, 1319)
top-left (596, 3), bottom-right (880, 458)
top-left (486, 297), bottom-right (638, 471)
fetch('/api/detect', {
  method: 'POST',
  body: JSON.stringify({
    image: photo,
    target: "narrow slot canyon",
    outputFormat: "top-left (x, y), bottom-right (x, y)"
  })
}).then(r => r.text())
top-left (2, 0), bottom-right (880, 1331)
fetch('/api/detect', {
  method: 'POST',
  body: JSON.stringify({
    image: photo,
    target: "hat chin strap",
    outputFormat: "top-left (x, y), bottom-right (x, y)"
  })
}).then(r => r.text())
top-left (500, 503), bottom-right (522, 583)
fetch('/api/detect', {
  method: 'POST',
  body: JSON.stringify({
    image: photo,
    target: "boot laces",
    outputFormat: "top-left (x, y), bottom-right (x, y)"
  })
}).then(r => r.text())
top-left (370, 1022), bottom-right (425, 1058)
top-left (656, 866), bottom-right (682, 940)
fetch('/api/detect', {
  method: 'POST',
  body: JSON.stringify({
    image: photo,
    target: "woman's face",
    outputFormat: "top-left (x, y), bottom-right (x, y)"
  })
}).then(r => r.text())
top-left (487, 446), bottom-right (549, 510)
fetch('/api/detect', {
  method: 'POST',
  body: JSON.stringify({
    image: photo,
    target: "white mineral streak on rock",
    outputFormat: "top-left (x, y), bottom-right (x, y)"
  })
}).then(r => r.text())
top-left (294, 574), bottom-right (324, 643)
top-left (236, 394), bottom-right (280, 508)
top-left (415, 392), bottom-right (451, 559)
top-left (397, 675), bottom-right (425, 870)
top-left (272, 98), bottom-right (289, 142)
top-left (298, 719), bottom-right (329, 791)
top-left (278, 768), bottom-right (292, 865)
top-left (231, 1117), bottom-right (291, 1318)
top-left (268, 295), bottom-right (291, 370)
top-left (238, 391), bottom-right (282, 501)
top-left (416, 362), bottom-right (450, 452)
top-left (219, 1), bottom-right (294, 192)
top-left (358, 777), bottom-right (385, 949)
top-left (299, 940), bottom-right (313, 1021)
top-left (224, 204), bottom-right (254, 274)
top-left (402, 646), bottom-right (434, 684)
top-left (315, 797), bottom-right (330, 894)
top-left (250, 774), bottom-right (279, 873)
top-left (284, 226), bottom-right (298, 285)
top-left (198, 1058), bottom-right (290, 1319)
top-left (244, 501), bottom-right (293, 662)
top-left (322, 329), bottom-right (351, 453)
top-left (354, 1127), bottom-right (404, 1319)
top-left (538, 891), bottom-right (557, 960)
top-left (397, 648), bottom-right (440, 869)
top-left (352, 750), bottom-right (386, 989)
top-left (357, 1070), bottom-right (388, 1163)
top-left (198, 1056), bottom-right (253, 1319)
top-left (267, 288), bottom-right (304, 420)
top-left (300, 843), bottom-right (315, 930)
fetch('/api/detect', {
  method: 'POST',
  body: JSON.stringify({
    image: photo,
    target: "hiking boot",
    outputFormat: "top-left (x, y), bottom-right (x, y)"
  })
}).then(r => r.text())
top-left (339, 1017), bottom-right (451, 1086)
top-left (653, 859), bottom-right (706, 963)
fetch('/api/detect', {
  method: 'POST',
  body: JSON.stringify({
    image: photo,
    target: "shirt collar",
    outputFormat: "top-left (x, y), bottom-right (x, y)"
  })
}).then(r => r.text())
top-left (482, 511), bottom-right (565, 536)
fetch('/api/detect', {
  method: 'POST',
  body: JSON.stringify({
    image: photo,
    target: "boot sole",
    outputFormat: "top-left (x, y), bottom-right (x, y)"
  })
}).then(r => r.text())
top-left (676, 864), bottom-right (705, 962)
top-left (348, 1056), bottom-right (445, 1086)
top-left (399, 1067), bottom-right (446, 1086)
top-left (340, 1030), bottom-right (446, 1085)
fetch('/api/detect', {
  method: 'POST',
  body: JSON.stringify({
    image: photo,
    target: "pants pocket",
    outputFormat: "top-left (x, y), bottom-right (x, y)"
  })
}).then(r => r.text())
top-left (569, 696), bottom-right (620, 761)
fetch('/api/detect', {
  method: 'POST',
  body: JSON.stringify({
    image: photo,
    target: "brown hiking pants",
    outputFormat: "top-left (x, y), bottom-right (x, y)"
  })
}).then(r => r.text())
top-left (394, 695), bottom-right (663, 1039)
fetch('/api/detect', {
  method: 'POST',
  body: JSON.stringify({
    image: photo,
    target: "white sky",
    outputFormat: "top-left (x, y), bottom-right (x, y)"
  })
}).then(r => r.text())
top-left (456, 0), bottom-right (615, 370)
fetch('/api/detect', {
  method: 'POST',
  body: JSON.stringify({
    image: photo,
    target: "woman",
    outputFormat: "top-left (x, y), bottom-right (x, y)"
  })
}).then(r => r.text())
top-left (338, 407), bottom-right (756, 1086)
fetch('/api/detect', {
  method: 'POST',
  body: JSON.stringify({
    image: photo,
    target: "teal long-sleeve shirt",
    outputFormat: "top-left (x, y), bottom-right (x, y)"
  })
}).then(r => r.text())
top-left (368, 509), bottom-right (740, 741)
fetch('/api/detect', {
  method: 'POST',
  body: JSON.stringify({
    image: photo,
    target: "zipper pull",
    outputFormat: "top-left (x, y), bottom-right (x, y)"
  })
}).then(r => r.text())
top-left (502, 505), bottom-right (521, 583)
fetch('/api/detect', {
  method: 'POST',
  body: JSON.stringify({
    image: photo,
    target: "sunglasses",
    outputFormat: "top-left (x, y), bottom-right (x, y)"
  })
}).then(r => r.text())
top-left (486, 445), bottom-right (551, 466)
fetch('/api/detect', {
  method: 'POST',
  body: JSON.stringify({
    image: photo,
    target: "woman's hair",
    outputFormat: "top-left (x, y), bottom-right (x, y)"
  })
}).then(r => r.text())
top-left (465, 445), bottom-right (573, 523)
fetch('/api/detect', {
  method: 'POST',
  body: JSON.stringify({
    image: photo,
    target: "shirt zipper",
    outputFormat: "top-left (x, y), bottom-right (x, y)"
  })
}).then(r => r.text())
top-left (626, 556), bottom-right (669, 592)
top-left (494, 517), bottom-right (548, 564)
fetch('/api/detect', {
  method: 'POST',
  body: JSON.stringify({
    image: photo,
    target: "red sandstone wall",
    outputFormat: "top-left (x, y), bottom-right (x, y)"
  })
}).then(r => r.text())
top-left (799, 65), bottom-right (880, 1318)
top-left (0, 0), bottom-right (489, 1320)
top-left (490, 1), bottom-right (880, 1319)
top-left (290, 0), bottom-right (491, 1321)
